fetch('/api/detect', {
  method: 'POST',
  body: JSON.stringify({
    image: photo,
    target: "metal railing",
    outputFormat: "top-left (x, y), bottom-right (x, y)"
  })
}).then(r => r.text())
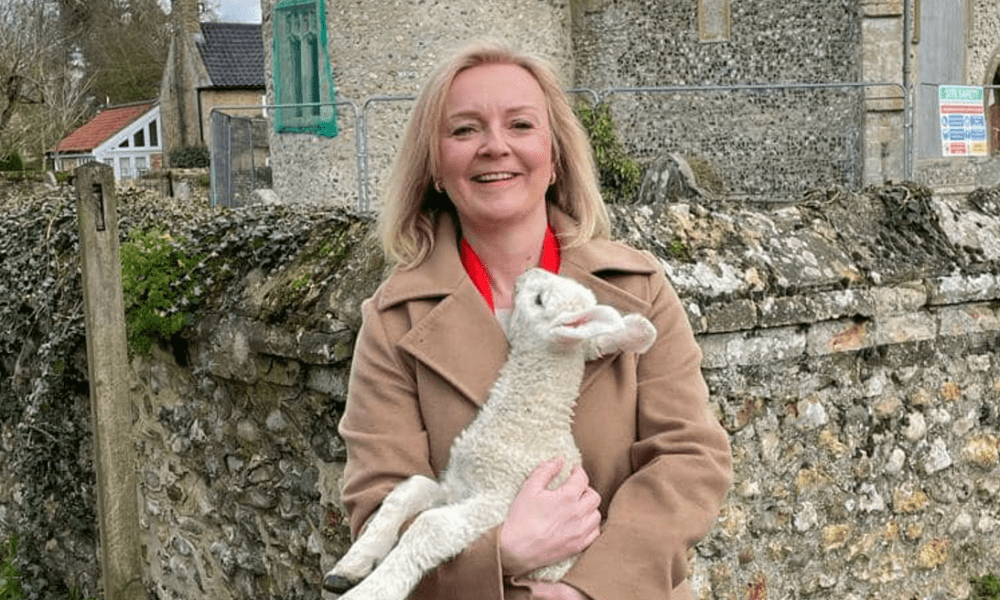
top-left (595, 82), bottom-right (910, 199)
top-left (360, 96), bottom-right (414, 211)
top-left (204, 80), bottom-right (1000, 209)
top-left (209, 100), bottom-right (362, 208)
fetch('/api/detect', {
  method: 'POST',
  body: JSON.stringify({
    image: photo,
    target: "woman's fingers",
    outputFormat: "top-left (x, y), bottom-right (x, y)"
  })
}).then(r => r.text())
top-left (500, 458), bottom-right (602, 576)
top-left (523, 456), bottom-right (566, 492)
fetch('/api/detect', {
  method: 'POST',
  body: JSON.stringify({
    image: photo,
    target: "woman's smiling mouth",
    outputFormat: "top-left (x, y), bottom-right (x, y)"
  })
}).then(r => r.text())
top-left (473, 172), bottom-right (517, 183)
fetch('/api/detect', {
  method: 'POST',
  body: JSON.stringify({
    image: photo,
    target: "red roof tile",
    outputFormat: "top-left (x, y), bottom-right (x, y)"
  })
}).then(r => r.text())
top-left (53, 102), bottom-right (154, 153)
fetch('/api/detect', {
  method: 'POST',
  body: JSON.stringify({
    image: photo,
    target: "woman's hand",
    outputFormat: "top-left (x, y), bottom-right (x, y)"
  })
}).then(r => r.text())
top-left (499, 457), bottom-right (602, 577)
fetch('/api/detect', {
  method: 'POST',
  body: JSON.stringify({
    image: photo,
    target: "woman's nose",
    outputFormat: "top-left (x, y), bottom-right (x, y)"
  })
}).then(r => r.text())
top-left (478, 127), bottom-right (510, 157)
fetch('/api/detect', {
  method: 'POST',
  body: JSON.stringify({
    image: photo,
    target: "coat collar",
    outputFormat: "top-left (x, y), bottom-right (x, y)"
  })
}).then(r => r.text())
top-left (376, 208), bottom-right (656, 310)
top-left (380, 207), bottom-right (658, 407)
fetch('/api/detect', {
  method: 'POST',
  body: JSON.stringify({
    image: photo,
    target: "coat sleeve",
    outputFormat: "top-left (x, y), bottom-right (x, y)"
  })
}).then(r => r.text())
top-left (563, 266), bottom-right (733, 600)
top-left (338, 297), bottom-right (524, 600)
top-left (339, 296), bottom-right (432, 534)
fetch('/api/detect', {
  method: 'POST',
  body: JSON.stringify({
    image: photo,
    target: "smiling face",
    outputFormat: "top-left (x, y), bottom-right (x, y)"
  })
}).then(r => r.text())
top-left (437, 63), bottom-right (556, 234)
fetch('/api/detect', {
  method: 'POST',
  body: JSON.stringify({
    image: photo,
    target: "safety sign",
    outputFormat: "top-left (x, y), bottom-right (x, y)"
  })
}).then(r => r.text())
top-left (939, 85), bottom-right (987, 157)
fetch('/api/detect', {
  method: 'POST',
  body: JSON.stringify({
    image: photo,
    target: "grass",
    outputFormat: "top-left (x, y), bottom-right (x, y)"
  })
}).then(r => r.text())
top-left (0, 536), bottom-right (23, 600)
top-left (0, 535), bottom-right (97, 600)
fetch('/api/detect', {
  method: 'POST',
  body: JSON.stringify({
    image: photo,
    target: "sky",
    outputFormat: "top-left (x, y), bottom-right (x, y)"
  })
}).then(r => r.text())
top-left (215, 0), bottom-right (261, 23)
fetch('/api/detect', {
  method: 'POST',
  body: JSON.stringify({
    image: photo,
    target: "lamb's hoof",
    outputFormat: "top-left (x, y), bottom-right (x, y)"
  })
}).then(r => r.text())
top-left (323, 573), bottom-right (358, 594)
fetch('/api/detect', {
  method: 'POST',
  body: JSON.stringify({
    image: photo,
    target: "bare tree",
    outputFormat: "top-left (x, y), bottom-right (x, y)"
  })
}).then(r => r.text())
top-left (1, 0), bottom-right (176, 166)
top-left (0, 0), bottom-right (68, 157)
top-left (58, 0), bottom-right (170, 105)
top-left (15, 60), bottom-right (96, 166)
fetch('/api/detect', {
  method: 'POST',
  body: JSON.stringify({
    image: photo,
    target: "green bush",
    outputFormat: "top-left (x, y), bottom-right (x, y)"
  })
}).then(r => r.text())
top-left (169, 145), bottom-right (210, 168)
top-left (972, 575), bottom-right (1000, 600)
top-left (0, 150), bottom-right (24, 172)
top-left (121, 228), bottom-right (204, 355)
top-left (575, 102), bottom-right (641, 203)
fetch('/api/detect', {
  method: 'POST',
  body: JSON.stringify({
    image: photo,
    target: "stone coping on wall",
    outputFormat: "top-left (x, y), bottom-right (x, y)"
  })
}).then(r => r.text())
top-left (196, 184), bottom-right (1000, 371)
top-left (185, 184), bottom-right (1000, 395)
top-left (614, 186), bottom-right (997, 317)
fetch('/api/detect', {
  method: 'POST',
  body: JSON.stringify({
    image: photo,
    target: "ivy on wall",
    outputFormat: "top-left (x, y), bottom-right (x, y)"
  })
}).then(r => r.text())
top-left (0, 182), bottom-right (338, 599)
top-left (0, 186), bottom-right (94, 600)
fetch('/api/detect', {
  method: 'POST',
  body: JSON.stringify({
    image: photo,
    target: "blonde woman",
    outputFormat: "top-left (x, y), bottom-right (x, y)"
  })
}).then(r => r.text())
top-left (336, 39), bottom-right (732, 600)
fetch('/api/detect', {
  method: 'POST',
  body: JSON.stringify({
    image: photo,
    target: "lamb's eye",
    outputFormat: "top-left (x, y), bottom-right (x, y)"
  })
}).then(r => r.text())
top-left (534, 293), bottom-right (543, 306)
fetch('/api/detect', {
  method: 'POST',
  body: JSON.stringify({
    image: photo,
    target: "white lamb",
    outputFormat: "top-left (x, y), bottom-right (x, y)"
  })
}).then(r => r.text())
top-left (323, 268), bottom-right (657, 600)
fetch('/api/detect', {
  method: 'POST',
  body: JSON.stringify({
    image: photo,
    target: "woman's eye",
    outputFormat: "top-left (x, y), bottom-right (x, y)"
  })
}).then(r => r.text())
top-left (512, 120), bottom-right (534, 130)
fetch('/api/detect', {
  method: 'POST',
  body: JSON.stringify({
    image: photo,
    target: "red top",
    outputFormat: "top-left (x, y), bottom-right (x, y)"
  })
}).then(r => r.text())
top-left (459, 225), bottom-right (561, 312)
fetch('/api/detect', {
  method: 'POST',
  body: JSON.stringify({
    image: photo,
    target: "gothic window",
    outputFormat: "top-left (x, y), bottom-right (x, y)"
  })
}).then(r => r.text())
top-left (272, 0), bottom-right (338, 136)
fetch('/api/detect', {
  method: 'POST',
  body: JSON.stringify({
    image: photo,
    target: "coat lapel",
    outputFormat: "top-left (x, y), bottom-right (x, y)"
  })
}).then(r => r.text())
top-left (559, 236), bottom-right (658, 394)
top-left (382, 213), bottom-right (509, 408)
top-left (398, 280), bottom-right (509, 408)
top-left (559, 237), bottom-right (656, 316)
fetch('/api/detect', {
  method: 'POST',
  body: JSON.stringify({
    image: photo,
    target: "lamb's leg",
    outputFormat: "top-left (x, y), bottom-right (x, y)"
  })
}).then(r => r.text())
top-left (335, 496), bottom-right (506, 600)
top-left (323, 475), bottom-right (442, 593)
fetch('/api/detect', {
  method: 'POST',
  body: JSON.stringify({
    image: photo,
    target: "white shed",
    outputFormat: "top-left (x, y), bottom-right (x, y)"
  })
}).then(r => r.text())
top-left (51, 102), bottom-right (163, 180)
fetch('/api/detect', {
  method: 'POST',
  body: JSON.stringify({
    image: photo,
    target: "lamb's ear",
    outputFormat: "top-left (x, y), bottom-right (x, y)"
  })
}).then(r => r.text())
top-left (585, 313), bottom-right (657, 359)
top-left (550, 305), bottom-right (624, 350)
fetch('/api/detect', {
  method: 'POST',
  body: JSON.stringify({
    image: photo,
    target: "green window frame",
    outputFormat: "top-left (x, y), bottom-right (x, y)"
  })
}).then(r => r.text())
top-left (272, 0), bottom-right (337, 136)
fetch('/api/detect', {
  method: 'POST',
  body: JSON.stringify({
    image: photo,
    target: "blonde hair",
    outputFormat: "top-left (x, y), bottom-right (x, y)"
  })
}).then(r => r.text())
top-left (378, 39), bottom-right (610, 269)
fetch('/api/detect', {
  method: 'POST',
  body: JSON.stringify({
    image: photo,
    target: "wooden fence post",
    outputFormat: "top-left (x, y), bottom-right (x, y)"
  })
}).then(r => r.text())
top-left (75, 163), bottom-right (145, 600)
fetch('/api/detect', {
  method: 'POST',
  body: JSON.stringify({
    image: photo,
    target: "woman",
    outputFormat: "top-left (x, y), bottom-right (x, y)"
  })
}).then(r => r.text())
top-left (337, 39), bottom-right (732, 600)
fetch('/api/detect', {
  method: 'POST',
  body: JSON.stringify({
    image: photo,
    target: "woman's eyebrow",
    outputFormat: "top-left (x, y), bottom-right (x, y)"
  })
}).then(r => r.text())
top-left (503, 104), bottom-right (544, 116)
top-left (445, 105), bottom-right (544, 120)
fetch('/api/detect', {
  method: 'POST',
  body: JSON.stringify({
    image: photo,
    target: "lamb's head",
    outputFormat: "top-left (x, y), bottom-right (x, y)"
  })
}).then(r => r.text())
top-left (509, 269), bottom-right (657, 358)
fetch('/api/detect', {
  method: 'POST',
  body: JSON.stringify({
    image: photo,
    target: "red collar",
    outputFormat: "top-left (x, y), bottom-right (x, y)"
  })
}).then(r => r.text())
top-left (460, 225), bottom-right (561, 312)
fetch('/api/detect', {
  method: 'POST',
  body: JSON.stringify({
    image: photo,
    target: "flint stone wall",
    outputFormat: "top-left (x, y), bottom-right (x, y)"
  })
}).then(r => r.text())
top-left (130, 184), bottom-right (1000, 599)
top-left (2, 181), bottom-right (1000, 599)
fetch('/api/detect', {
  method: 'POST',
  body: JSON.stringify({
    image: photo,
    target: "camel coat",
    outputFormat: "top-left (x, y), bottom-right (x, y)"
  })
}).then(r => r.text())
top-left (338, 209), bottom-right (732, 599)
